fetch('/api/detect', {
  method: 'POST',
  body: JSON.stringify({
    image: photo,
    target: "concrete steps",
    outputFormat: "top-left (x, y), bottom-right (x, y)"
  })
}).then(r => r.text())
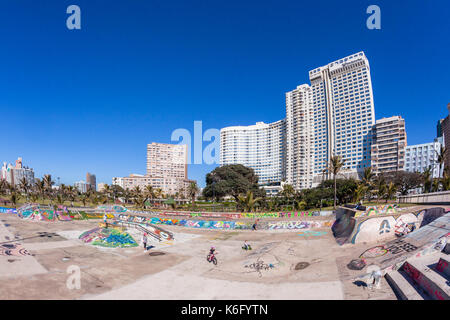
top-left (385, 252), bottom-right (450, 300)
top-left (385, 270), bottom-right (424, 300)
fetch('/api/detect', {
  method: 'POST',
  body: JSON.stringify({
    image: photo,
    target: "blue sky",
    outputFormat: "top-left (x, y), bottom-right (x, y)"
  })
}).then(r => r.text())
top-left (0, 0), bottom-right (449, 187)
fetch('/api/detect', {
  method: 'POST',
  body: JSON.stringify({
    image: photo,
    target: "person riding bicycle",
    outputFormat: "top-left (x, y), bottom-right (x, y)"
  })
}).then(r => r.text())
top-left (208, 246), bottom-right (216, 258)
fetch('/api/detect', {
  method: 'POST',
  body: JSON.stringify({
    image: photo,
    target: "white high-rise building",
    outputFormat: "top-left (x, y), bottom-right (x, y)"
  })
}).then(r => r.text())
top-left (405, 141), bottom-right (441, 178)
top-left (308, 51), bottom-right (375, 182)
top-left (285, 84), bottom-right (314, 189)
top-left (220, 120), bottom-right (286, 184)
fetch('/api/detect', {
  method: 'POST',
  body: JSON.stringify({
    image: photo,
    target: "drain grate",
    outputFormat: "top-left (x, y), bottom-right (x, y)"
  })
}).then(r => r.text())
top-left (295, 262), bottom-right (310, 270)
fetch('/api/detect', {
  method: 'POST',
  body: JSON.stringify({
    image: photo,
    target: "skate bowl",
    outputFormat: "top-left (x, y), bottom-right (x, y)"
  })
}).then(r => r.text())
top-left (351, 212), bottom-right (450, 282)
top-left (79, 226), bottom-right (138, 248)
top-left (332, 206), bottom-right (447, 245)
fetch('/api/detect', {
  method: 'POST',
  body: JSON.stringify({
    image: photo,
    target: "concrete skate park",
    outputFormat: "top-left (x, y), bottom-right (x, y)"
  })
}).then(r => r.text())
top-left (0, 204), bottom-right (449, 300)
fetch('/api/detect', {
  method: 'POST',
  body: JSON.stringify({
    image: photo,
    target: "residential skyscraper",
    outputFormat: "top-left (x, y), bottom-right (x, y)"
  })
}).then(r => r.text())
top-left (285, 84), bottom-right (314, 189)
top-left (371, 116), bottom-right (407, 174)
top-left (220, 120), bottom-right (286, 184)
top-left (113, 142), bottom-right (195, 196)
top-left (86, 172), bottom-right (96, 191)
top-left (147, 142), bottom-right (187, 180)
top-left (308, 51), bottom-right (375, 182)
top-left (1, 157), bottom-right (35, 187)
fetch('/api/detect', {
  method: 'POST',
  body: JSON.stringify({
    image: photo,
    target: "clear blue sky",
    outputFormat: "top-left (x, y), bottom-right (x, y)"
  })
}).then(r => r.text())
top-left (1, 0), bottom-right (449, 187)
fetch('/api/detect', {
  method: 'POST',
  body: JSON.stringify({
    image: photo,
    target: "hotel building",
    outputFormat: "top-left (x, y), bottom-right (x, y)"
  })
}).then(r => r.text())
top-left (309, 51), bottom-right (375, 182)
top-left (220, 120), bottom-right (286, 185)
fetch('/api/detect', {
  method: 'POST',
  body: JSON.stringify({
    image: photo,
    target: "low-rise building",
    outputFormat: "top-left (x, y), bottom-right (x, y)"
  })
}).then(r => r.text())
top-left (405, 140), bottom-right (442, 178)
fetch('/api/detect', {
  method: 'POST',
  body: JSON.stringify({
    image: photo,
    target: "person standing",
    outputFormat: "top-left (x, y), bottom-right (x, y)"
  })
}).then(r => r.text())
top-left (103, 213), bottom-right (108, 228)
top-left (142, 232), bottom-right (148, 252)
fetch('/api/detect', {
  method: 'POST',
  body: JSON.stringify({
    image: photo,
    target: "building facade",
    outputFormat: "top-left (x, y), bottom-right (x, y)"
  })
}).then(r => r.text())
top-left (285, 84), bottom-right (314, 189)
top-left (405, 141), bottom-right (441, 178)
top-left (441, 103), bottom-right (450, 171)
top-left (220, 120), bottom-right (286, 185)
top-left (113, 142), bottom-right (195, 197)
top-left (74, 181), bottom-right (88, 193)
top-left (86, 173), bottom-right (96, 191)
top-left (371, 116), bottom-right (407, 174)
top-left (309, 51), bottom-right (375, 182)
top-left (147, 143), bottom-right (187, 179)
top-left (1, 157), bottom-right (35, 187)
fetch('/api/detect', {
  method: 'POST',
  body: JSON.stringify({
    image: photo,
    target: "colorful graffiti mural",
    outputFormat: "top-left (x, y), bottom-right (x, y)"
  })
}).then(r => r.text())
top-left (0, 207), bottom-right (17, 214)
top-left (17, 204), bottom-right (73, 222)
top-left (96, 205), bottom-right (128, 213)
top-left (297, 230), bottom-right (327, 237)
top-left (79, 227), bottom-right (138, 248)
top-left (354, 204), bottom-right (397, 218)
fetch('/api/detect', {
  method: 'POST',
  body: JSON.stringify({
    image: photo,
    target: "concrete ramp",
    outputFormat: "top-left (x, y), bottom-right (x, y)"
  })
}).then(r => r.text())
top-left (353, 212), bottom-right (450, 284)
top-left (332, 206), bottom-right (447, 245)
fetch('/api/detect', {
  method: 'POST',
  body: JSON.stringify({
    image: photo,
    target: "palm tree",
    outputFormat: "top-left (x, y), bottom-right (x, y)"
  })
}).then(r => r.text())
top-left (328, 155), bottom-right (346, 209)
top-left (375, 175), bottom-right (387, 203)
top-left (435, 145), bottom-right (447, 178)
top-left (34, 178), bottom-right (46, 203)
top-left (187, 182), bottom-right (199, 208)
top-left (237, 190), bottom-right (262, 212)
top-left (422, 167), bottom-right (432, 193)
top-left (10, 191), bottom-right (20, 208)
top-left (384, 182), bottom-right (398, 203)
top-left (102, 184), bottom-right (112, 203)
top-left (66, 186), bottom-right (76, 206)
top-left (0, 179), bottom-right (8, 196)
top-left (43, 174), bottom-right (54, 204)
top-left (355, 184), bottom-right (368, 204)
top-left (19, 177), bottom-right (31, 202)
top-left (144, 185), bottom-right (155, 207)
top-left (441, 169), bottom-right (450, 191)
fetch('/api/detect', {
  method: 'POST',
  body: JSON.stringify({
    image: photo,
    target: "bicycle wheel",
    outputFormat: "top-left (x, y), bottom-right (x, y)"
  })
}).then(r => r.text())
top-left (212, 257), bottom-right (217, 265)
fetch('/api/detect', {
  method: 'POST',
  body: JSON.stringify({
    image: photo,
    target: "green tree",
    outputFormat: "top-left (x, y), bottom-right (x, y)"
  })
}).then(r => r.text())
top-left (203, 164), bottom-right (264, 202)
top-left (237, 190), bottom-right (262, 212)
top-left (327, 155), bottom-right (346, 209)
top-left (187, 182), bottom-right (199, 208)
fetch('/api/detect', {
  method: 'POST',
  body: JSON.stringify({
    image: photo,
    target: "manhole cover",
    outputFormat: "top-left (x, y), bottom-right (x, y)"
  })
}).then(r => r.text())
top-left (347, 259), bottom-right (366, 270)
top-left (295, 262), bottom-right (310, 270)
top-left (149, 252), bottom-right (165, 256)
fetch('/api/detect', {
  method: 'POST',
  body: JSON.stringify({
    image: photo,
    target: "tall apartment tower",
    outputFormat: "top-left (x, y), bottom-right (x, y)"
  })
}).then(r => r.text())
top-left (147, 142), bottom-right (188, 180)
top-left (220, 120), bottom-right (286, 184)
top-left (441, 103), bottom-right (450, 170)
top-left (308, 52), bottom-right (375, 182)
top-left (86, 172), bottom-right (96, 191)
top-left (371, 116), bottom-right (407, 174)
top-left (285, 84), bottom-right (314, 189)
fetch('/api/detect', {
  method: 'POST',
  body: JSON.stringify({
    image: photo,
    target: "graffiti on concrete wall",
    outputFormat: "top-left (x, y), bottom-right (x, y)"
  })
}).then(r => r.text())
top-left (297, 230), bottom-right (327, 237)
top-left (350, 213), bottom-right (421, 244)
top-left (0, 243), bottom-right (31, 256)
top-left (0, 207), bottom-right (17, 214)
top-left (359, 246), bottom-right (388, 259)
top-left (403, 261), bottom-right (447, 300)
top-left (354, 204), bottom-right (397, 218)
top-left (79, 227), bottom-right (138, 248)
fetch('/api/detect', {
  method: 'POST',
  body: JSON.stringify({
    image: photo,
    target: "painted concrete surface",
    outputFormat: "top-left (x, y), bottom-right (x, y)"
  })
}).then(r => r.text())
top-left (0, 219), bottom-right (48, 278)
